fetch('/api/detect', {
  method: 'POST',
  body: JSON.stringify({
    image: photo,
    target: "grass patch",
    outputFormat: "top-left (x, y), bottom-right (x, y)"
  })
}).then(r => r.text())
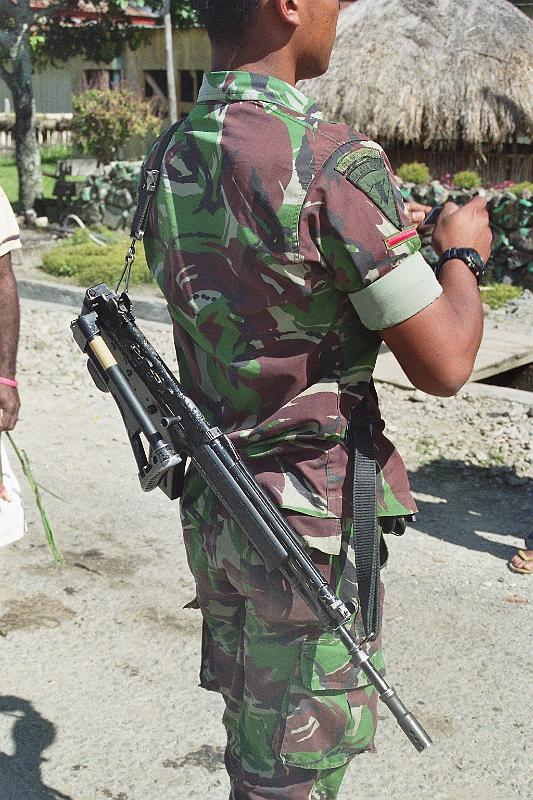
top-left (0, 155), bottom-right (56, 208)
top-left (40, 144), bottom-right (73, 164)
top-left (0, 146), bottom-right (73, 208)
top-left (41, 228), bottom-right (153, 287)
top-left (480, 283), bottom-right (523, 309)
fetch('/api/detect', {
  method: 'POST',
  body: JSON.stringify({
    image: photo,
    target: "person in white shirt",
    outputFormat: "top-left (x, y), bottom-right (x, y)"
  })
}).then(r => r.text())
top-left (0, 185), bottom-right (21, 432)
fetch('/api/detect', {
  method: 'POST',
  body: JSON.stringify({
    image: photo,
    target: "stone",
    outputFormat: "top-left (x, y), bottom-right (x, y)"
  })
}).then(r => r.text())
top-left (102, 205), bottom-right (124, 231)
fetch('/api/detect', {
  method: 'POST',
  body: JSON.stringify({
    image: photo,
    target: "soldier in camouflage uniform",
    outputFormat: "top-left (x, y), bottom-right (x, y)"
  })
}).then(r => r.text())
top-left (143, 1), bottom-right (492, 797)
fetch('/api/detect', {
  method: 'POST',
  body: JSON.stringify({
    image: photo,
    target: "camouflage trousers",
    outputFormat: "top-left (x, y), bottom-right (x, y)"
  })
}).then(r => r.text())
top-left (182, 498), bottom-right (385, 800)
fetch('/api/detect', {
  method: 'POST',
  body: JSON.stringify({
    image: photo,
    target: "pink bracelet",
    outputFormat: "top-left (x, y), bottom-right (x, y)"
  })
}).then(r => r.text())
top-left (0, 377), bottom-right (17, 388)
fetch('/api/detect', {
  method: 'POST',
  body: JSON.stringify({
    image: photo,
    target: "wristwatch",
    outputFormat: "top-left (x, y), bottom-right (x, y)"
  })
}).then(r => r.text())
top-left (436, 248), bottom-right (486, 285)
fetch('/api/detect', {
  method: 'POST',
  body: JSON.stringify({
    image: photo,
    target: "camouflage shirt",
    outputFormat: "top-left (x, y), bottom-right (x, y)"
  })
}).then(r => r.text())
top-left (144, 71), bottom-right (443, 554)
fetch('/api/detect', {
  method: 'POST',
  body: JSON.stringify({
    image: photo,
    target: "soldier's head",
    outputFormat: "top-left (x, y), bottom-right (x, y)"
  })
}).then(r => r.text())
top-left (193, 0), bottom-right (340, 82)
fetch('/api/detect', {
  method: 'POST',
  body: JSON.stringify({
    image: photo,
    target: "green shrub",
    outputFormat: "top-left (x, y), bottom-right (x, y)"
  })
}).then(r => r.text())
top-left (396, 162), bottom-right (431, 184)
top-left (40, 144), bottom-right (73, 164)
top-left (41, 229), bottom-right (153, 287)
top-left (453, 170), bottom-right (481, 189)
top-left (480, 283), bottom-right (523, 309)
top-left (509, 181), bottom-right (533, 197)
top-left (71, 87), bottom-right (160, 165)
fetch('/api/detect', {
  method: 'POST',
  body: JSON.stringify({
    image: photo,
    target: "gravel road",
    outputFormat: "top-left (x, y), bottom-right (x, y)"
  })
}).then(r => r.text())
top-left (0, 295), bottom-right (531, 800)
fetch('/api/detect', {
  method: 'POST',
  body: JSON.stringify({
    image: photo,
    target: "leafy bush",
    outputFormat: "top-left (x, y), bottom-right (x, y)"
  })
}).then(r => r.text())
top-left (41, 229), bottom-right (153, 287)
top-left (71, 87), bottom-right (160, 165)
top-left (40, 144), bottom-right (73, 164)
top-left (509, 181), bottom-right (533, 197)
top-left (480, 284), bottom-right (523, 309)
top-left (397, 162), bottom-right (431, 184)
top-left (453, 170), bottom-right (481, 189)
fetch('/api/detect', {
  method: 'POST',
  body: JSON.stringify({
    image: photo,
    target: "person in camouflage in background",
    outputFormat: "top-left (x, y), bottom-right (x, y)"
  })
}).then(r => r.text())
top-left (143, 1), bottom-right (492, 797)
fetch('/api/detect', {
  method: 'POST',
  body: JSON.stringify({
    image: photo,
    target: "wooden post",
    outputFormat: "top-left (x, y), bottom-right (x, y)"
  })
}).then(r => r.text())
top-left (163, 0), bottom-right (178, 124)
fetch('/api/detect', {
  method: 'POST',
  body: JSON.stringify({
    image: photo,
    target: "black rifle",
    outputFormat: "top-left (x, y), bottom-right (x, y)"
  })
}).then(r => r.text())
top-left (71, 283), bottom-right (432, 753)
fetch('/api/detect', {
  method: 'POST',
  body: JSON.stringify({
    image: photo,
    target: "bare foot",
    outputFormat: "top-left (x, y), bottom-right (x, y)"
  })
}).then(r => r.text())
top-left (509, 549), bottom-right (533, 574)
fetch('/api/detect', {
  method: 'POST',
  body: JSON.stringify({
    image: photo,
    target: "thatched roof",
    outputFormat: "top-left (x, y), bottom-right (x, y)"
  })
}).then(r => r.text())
top-left (299, 0), bottom-right (533, 149)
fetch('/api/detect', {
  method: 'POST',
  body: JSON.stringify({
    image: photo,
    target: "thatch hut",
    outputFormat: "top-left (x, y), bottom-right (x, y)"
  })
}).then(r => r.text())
top-left (300, 0), bottom-right (533, 183)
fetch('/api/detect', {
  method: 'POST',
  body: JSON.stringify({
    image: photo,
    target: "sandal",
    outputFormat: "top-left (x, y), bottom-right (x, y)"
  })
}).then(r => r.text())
top-left (508, 549), bottom-right (533, 575)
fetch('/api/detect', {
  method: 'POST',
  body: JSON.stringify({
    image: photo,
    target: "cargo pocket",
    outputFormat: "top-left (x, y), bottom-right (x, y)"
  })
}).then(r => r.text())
top-left (273, 632), bottom-right (384, 770)
top-left (199, 619), bottom-right (220, 693)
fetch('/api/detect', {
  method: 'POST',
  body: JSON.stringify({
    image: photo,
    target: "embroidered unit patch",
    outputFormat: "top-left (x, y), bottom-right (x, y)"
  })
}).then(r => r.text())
top-left (335, 147), bottom-right (382, 176)
top-left (344, 158), bottom-right (402, 228)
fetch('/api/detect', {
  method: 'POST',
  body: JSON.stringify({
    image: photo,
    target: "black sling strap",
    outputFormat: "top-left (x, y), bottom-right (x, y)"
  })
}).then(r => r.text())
top-left (130, 121), bottom-right (184, 242)
top-left (349, 382), bottom-right (384, 641)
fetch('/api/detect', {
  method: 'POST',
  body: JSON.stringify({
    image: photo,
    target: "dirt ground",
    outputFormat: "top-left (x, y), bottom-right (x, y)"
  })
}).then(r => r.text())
top-left (0, 297), bottom-right (531, 800)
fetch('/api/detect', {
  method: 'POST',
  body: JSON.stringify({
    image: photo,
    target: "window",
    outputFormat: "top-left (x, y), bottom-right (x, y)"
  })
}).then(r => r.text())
top-left (144, 70), bottom-right (168, 101)
top-left (179, 70), bottom-right (205, 104)
top-left (180, 70), bottom-right (195, 103)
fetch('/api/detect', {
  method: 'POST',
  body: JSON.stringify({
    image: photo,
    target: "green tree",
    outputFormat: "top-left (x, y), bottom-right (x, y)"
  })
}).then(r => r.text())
top-left (0, 1), bottom-right (195, 211)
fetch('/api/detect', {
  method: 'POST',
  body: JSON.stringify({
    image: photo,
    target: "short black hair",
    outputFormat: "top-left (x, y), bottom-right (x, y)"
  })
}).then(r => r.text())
top-left (192, 0), bottom-right (262, 43)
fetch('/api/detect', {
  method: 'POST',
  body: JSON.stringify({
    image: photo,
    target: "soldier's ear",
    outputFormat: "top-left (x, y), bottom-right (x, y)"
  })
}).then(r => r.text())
top-left (273, 0), bottom-right (302, 28)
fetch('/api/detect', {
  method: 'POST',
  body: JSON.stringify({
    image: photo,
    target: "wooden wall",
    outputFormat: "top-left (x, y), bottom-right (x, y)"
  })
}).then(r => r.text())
top-left (386, 142), bottom-right (532, 185)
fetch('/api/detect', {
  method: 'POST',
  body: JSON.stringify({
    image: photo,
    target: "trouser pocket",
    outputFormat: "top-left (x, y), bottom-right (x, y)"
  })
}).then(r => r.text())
top-left (272, 632), bottom-right (384, 770)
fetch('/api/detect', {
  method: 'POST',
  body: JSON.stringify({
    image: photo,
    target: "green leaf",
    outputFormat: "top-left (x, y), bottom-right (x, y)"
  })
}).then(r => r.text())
top-left (5, 432), bottom-right (64, 566)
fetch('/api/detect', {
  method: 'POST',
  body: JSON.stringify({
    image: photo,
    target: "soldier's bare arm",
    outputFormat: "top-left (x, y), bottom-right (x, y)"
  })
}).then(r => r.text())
top-left (381, 197), bottom-right (492, 397)
top-left (0, 251), bottom-right (21, 431)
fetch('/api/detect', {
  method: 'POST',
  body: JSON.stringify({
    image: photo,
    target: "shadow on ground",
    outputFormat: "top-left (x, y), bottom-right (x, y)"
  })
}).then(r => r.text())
top-left (0, 696), bottom-right (73, 800)
top-left (407, 459), bottom-right (532, 563)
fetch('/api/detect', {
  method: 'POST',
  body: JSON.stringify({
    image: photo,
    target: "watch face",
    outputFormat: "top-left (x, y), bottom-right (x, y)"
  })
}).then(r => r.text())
top-left (437, 248), bottom-right (485, 284)
top-left (465, 250), bottom-right (484, 270)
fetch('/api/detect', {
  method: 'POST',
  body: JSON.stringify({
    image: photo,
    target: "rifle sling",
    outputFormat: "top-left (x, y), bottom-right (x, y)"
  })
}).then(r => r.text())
top-left (130, 121), bottom-right (183, 241)
top-left (349, 384), bottom-right (383, 641)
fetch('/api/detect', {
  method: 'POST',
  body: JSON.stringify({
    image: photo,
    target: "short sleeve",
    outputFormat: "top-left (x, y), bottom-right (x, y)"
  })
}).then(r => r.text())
top-left (301, 141), bottom-right (442, 330)
top-left (0, 186), bottom-right (21, 258)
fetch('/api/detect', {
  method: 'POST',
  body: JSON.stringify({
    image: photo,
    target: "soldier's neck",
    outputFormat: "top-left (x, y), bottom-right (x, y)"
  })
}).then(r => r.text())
top-left (210, 45), bottom-right (297, 87)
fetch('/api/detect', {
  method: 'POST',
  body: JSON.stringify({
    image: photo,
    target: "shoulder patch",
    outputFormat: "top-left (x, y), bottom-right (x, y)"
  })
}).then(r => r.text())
top-left (335, 147), bottom-right (381, 175)
top-left (335, 148), bottom-right (402, 229)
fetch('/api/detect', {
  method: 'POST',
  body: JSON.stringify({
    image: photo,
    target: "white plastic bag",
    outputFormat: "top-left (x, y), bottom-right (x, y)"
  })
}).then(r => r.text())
top-left (0, 437), bottom-right (25, 547)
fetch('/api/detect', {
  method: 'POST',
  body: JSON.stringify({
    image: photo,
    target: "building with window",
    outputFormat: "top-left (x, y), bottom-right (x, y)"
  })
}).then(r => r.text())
top-left (0, 4), bottom-right (211, 120)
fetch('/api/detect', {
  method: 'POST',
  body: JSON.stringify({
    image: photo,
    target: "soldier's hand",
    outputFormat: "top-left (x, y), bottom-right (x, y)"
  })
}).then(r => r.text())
top-left (405, 201), bottom-right (431, 229)
top-left (0, 384), bottom-right (20, 431)
top-left (432, 196), bottom-right (492, 262)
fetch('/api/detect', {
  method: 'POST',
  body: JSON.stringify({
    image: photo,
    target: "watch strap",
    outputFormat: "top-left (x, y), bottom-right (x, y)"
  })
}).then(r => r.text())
top-left (436, 248), bottom-right (485, 285)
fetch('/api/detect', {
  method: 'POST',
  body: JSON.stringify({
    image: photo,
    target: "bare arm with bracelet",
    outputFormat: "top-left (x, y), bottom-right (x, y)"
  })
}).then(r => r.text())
top-left (0, 250), bottom-right (21, 431)
top-left (381, 196), bottom-right (492, 396)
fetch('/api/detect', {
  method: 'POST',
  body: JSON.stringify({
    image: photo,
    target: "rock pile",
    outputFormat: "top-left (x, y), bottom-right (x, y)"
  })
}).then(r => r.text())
top-left (69, 161), bottom-right (142, 231)
top-left (398, 179), bottom-right (533, 289)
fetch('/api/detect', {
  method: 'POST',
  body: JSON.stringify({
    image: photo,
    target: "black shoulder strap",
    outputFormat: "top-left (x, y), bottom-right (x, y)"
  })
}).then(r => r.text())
top-left (349, 381), bottom-right (385, 641)
top-left (130, 121), bottom-right (183, 241)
